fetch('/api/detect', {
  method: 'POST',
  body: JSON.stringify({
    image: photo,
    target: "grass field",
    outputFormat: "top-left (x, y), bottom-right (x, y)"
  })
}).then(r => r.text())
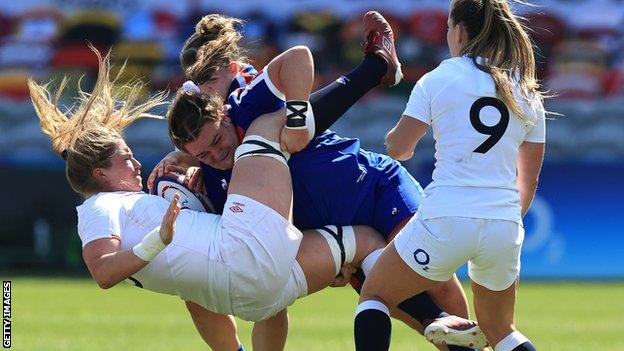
top-left (7, 277), bottom-right (624, 350)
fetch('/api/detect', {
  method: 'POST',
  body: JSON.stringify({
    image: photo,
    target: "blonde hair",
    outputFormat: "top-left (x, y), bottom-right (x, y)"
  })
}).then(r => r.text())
top-left (29, 47), bottom-right (167, 195)
top-left (451, 0), bottom-right (544, 122)
top-left (181, 14), bottom-right (248, 84)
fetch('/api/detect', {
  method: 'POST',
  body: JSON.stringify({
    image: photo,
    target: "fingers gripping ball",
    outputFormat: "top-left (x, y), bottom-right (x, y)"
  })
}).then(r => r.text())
top-left (151, 173), bottom-right (215, 213)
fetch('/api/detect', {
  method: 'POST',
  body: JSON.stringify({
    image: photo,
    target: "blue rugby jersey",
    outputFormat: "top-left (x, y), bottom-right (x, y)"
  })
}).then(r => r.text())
top-left (201, 65), bottom-right (423, 238)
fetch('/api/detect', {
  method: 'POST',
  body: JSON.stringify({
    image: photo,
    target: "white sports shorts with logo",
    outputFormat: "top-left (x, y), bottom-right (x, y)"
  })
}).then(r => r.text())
top-left (209, 194), bottom-right (308, 322)
top-left (394, 213), bottom-right (524, 291)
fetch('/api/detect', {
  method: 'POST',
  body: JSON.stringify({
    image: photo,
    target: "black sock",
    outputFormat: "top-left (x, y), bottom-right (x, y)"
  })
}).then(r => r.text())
top-left (397, 292), bottom-right (446, 326)
top-left (354, 308), bottom-right (392, 351)
top-left (310, 54), bottom-right (387, 136)
top-left (512, 342), bottom-right (538, 351)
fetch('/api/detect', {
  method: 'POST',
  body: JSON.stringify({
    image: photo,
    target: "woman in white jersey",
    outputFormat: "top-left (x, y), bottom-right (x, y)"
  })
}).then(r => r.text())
top-left (29, 49), bottom-right (388, 350)
top-left (353, 0), bottom-right (546, 350)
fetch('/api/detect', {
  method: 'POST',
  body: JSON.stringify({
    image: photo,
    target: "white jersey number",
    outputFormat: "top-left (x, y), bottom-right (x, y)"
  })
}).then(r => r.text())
top-left (470, 97), bottom-right (509, 153)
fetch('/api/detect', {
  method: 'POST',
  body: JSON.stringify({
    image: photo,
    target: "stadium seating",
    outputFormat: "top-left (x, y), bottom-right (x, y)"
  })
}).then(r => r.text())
top-left (0, 4), bottom-right (621, 164)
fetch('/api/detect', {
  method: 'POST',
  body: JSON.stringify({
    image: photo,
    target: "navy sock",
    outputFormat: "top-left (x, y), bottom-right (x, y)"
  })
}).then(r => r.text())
top-left (237, 346), bottom-right (245, 351)
top-left (354, 308), bottom-right (391, 351)
top-left (397, 292), bottom-right (446, 325)
top-left (512, 342), bottom-right (538, 351)
top-left (310, 54), bottom-right (386, 136)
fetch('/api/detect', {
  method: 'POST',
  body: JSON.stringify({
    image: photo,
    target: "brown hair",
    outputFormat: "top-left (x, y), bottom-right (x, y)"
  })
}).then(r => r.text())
top-left (167, 89), bottom-right (225, 150)
top-left (29, 47), bottom-right (167, 195)
top-left (451, 0), bottom-right (544, 122)
top-left (180, 14), bottom-right (248, 84)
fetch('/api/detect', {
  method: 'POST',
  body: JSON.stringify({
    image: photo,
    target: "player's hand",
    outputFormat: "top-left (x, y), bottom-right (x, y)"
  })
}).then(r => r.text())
top-left (159, 193), bottom-right (181, 245)
top-left (280, 127), bottom-right (310, 154)
top-left (184, 166), bottom-right (205, 194)
top-left (330, 264), bottom-right (357, 287)
top-left (147, 151), bottom-right (199, 193)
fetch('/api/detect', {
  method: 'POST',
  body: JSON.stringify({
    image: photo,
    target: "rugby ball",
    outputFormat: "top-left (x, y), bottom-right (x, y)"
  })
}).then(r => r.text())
top-left (151, 174), bottom-right (215, 213)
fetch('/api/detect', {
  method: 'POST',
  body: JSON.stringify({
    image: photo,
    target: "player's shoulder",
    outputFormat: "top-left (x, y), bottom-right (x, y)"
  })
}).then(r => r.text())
top-left (418, 57), bottom-right (469, 91)
top-left (430, 57), bottom-right (468, 77)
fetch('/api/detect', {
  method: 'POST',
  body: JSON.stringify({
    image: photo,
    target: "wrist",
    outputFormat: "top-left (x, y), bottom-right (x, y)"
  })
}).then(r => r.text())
top-left (285, 100), bottom-right (315, 139)
top-left (132, 226), bottom-right (166, 261)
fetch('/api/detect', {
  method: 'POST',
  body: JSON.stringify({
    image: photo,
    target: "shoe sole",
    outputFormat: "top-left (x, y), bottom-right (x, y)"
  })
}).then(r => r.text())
top-left (424, 322), bottom-right (489, 349)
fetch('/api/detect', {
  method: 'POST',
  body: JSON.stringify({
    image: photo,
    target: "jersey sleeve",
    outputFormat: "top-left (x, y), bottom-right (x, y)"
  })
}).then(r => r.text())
top-left (524, 102), bottom-right (546, 143)
top-left (77, 199), bottom-right (122, 247)
top-left (200, 162), bottom-right (229, 214)
top-left (403, 78), bottom-right (432, 125)
top-left (227, 66), bottom-right (286, 131)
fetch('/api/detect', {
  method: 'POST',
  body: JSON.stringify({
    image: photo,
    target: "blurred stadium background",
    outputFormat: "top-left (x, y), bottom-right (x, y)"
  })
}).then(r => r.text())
top-left (0, 0), bottom-right (622, 349)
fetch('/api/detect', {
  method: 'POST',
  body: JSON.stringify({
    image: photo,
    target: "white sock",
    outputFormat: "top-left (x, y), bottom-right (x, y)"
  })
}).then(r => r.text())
top-left (355, 299), bottom-right (390, 317)
top-left (495, 331), bottom-right (530, 351)
top-left (361, 248), bottom-right (383, 276)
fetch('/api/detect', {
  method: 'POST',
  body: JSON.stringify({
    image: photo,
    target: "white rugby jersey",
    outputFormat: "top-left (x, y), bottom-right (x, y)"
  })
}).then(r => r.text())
top-left (403, 56), bottom-right (545, 223)
top-left (76, 192), bottom-right (225, 310)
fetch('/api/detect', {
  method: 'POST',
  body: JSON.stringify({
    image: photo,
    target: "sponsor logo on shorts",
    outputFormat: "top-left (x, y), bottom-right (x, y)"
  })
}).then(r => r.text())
top-left (413, 248), bottom-right (430, 271)
top-left (229, 202), bottom-right (245, 213)
top-left (391, 207), bottom-right (399, 215)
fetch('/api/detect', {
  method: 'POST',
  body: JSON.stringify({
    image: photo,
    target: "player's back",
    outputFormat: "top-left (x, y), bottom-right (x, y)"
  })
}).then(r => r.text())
top-left (405, 56), bottom-right (545, 222)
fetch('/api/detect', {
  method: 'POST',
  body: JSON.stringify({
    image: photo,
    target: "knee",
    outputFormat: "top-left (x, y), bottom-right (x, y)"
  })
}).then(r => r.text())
top-left (283, 46), bottom-right (313, 69)
top-left (287, 45), bottom-right (312, 60)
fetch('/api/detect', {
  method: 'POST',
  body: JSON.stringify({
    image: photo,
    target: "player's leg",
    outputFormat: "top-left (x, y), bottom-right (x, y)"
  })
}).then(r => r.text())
top-left (227, 109), bottom-right (293, 219)
top-left (364, 167), bottom-right (475, 350)
top-left (355, 242), bottom-right (438, 351)
top-left (252, 308), bottom-right (289, 351)
top-left (185, 301), bottom-right (245, 351)
top-left (309, 11), bottom-right (402, 135)
top-left (471, 281), bottom-right (536, 351)
top-left (469, 220), bottom-right (537, 350)
top-left (297, 225), bottom-right (386, 295)
top-left (355, 216), bottom-right (491, 350)
top-left (428, 275), bottom-right (470, 317)
top-left (266, 46), bottom-right (315, 152)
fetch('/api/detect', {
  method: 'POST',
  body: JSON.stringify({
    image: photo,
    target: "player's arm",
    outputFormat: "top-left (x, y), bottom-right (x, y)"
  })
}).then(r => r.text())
top-left (516, 141), bottom-right (545, 217)
top-left (147, 150), bottom-right (201, 192)
top-left (267, 46), bottom-right (315, 153)
top-left (82, 195), bottom-right (181, 289)
top-left (385, 115), bottom-right (429, 161)
top-left (82, 238), bottom-right (150, 289)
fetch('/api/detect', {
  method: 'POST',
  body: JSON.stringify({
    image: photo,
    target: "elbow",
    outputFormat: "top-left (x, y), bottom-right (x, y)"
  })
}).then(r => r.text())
top-left (387, 147), bottom-right (413, 161)
top-left (385, 132), bottom-right (415, 161)
top-left (385, 141), bottom-right (414, 161)
top-left (92, 271), bottom-right (118, 290)
top-left (97, 281), bottom-right (114, 290)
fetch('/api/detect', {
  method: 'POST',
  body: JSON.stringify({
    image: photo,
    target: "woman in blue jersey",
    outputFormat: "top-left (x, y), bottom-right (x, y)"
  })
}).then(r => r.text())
top-left (149, 11), bottom-right (482, 351)
top-left (353, 0), bottom-right (546, 350)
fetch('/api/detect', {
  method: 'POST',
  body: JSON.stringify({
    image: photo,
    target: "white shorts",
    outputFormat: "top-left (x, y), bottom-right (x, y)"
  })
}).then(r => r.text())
top-left (394, 214), bottom-right (524, 291)
top-left (211, 194), bottom-right (307, 321)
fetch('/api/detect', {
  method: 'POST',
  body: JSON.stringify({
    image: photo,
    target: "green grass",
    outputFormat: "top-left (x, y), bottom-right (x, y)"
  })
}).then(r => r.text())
top-left (8, 277), bottom-right (624, 350)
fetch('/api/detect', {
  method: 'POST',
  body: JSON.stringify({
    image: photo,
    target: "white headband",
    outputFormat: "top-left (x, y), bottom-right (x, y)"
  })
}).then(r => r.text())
top-left (182, 80), bottom-right (201, 94)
